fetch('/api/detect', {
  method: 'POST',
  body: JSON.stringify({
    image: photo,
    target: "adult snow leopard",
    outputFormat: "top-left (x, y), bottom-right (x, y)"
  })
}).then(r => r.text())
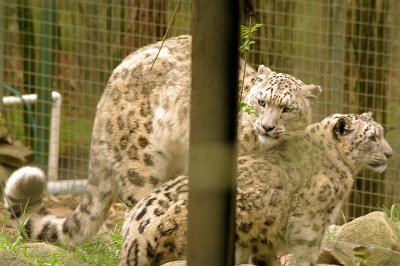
top-left (3, 35), bottom-right (321, 245)
top-left (119, 112), bottom-right (392, 266)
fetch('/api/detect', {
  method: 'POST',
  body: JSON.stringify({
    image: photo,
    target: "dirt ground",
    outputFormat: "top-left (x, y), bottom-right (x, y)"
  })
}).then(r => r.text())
top-left (0, 193), bottom-right (126, 237)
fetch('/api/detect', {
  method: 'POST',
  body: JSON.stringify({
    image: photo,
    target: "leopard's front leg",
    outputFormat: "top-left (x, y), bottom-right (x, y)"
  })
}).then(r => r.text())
top-left (286, 175), bottom-right (338, 265)
top-left (286, 211), bottom-right (327, 266)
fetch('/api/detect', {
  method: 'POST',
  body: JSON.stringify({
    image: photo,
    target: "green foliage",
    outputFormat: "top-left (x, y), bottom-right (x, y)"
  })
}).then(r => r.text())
top-left (0, 230), bottom-right (21, 253)
top-left (239, 23), bottom-right (264, 54)
top-left (239, 102), bottom-right (258, 117)
top-left (0, 225), bottom-right (123, 265)
top-left (379, 203), bottom-right (400, 229)
top-left (68, 227), bottom-right (122, 265)
top-left (322, 228), bottom-right (336, 245)
top-left (238, 23), bottom-right (264, 116)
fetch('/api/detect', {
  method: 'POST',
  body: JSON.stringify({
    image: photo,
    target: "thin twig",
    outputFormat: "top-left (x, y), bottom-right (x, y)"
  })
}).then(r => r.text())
top-left (150, 0), bottom-right (181, 71)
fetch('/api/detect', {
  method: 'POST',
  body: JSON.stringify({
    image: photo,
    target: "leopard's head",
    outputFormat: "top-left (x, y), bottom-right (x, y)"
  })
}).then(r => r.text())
top-left (322, 112), bottom-right (393, 173)
top-left (245, 65), bottom-right (321, 148)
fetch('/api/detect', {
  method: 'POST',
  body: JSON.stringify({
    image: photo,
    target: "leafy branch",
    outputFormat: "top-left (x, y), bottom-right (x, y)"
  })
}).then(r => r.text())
top-left (239, 23), bottom-right (264, 53)
top-left (239, 102), bottom-right (257, 116)
top-left (238, 22), bottom-right (264, 117)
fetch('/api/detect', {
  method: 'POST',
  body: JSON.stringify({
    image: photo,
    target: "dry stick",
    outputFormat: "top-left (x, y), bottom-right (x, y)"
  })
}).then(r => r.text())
top-left (150, 0), bottom-right (182, 71)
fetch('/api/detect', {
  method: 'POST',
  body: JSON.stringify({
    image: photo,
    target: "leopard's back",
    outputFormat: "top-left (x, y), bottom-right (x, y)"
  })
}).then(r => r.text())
top-left (96, 35), bottom-right (193, 206)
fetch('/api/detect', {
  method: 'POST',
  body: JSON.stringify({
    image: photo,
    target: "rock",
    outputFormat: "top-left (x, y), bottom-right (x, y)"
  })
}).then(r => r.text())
top-left (0, 249), bottom-right (33, 266)
top-left (0, 114), bottom-right (8, 140)
top-left (161, 261), bottom-right (187, 266)
top-left (0, 164), bottom-right (13, 185)
top-left (21, 242), bottom-right (87, 265)
top-left (279, 254), bottom-right (296, 266)
top-left (334, 211), bottom-right (400, 251)
top-left (318, 240), bottom-right (400, 266)
top-left (0, 143), bottom-right (34, 167)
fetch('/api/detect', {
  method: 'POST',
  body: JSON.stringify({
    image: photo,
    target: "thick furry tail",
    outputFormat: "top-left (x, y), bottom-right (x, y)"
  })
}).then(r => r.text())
top-left (4, 165), bottom-right (117, 245)
top-left (3, 166), bottom-right (48, 217)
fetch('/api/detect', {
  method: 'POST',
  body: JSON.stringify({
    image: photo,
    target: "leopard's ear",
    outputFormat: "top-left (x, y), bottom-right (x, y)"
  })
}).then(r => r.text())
top-left (333, 116), bottom-right (352, 138)
top-left (304, 84), bottom-right (322, 106)
top-left (361, 111), bottom-right (373, 118)
top-left (257, 65), bottom-right (273, 80)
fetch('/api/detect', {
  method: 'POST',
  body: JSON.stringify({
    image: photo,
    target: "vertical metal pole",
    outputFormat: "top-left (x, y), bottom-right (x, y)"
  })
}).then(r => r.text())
top-left (35, 0), bottom-right (56, 170)
top-left (188, 1), bottom-right (238, 266)
top-left (330, 0), bottom-right (345, 113)
top-left (0, 1), bottom-right (4, 112)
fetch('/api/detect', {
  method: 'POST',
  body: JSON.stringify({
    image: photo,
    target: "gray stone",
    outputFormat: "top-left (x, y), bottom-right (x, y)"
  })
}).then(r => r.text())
top-left (161, 260), bottom-right (187, 266)
top-left (0, 143), bottom-right (34, 168)
top-left (21, 243), bottom-right (87, 265)
top-left (335, 211), bottom-right (400, 251)
top-left (318, 240), bottom-right (400, 266)
top-left (0, 114), bottom-right (8, 140)
top-left (0, 249), bottom-right (33, 266)
top-left (0, 164), bottom-right (12, 186)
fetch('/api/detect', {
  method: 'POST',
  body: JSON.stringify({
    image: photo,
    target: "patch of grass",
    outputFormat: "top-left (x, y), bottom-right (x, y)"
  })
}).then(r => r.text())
top-left (322, 227), bottom-right (336, 245)
top-left (30, 252), bottom-right (59, 266)
top-left (379, 203), bottom-right (400, 229)
top-left (0, 228), bottom-right (21, 253)
top-left (0, 224), bottom-right (123, 265)
top-left (64, 226), bottom-right (123, 266)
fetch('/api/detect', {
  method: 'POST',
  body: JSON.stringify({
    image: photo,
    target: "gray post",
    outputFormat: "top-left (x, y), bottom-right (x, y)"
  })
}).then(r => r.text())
top-left (0, 2), bottom-right (4, 112)
top-left (188, 1), bottom-right (239, 266)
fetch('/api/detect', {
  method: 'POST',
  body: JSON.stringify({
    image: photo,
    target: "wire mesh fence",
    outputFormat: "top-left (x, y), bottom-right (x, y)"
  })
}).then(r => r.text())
top-left (0, 0), bottom-right (399, 220)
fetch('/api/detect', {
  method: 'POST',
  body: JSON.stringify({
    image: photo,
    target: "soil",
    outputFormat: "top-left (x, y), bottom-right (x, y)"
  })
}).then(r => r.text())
top-left (0, 193), bottom-right (126, 237)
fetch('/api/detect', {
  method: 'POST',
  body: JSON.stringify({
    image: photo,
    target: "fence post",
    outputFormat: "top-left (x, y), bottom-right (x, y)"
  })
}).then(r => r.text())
top-left (188, 1), bottom-right (239, 265)
top-left (0, 2), bottom-right (4, 112)
top-left (35, 0), bottom-right (57, 170)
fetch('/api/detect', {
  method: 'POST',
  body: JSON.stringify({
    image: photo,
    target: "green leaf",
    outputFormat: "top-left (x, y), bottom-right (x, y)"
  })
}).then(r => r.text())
top-left (239, 23), bottom-right (265, 54)
top-left (239, 102), bottom-right (258, 117)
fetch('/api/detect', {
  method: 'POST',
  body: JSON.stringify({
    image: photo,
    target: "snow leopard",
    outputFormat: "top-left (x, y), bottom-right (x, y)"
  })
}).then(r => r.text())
top-left (3, 35), bottom-right (321, 246)
top-left (119, 112), bottom-right (392, 266)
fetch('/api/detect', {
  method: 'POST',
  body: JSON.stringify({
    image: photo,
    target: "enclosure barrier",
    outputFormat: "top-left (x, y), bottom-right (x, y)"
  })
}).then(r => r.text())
top-left (2, 91), bottom-right (62, 181)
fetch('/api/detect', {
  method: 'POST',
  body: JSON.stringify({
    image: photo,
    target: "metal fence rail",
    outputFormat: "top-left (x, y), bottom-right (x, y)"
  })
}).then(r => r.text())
top-left (0, 0), bottom-right (399, 220)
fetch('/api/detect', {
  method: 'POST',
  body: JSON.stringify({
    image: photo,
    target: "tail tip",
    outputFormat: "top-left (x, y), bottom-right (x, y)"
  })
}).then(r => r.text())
top-left (4, 166), bottom-right (47, 203)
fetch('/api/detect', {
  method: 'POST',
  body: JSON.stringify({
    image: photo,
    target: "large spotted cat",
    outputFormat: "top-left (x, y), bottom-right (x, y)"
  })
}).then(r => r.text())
top-left (119, 112), bottom-right (392, 266)
top-left (3, 35), bottom-right (321, 245)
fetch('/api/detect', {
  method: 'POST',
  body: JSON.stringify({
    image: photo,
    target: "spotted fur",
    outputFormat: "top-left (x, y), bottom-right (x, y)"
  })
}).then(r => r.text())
top-left (3, 35), bottom-right (321, 245)
top-left (119, 113), bottom-right (392, 266)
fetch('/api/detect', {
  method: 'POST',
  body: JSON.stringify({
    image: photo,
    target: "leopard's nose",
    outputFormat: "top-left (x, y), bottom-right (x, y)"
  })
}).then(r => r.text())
top-left (384, 144), bottom-right (393, 159)
top-left (384, 151), bottom-right (392, 159)
top-left (262, 125), bottom-right (275, 132)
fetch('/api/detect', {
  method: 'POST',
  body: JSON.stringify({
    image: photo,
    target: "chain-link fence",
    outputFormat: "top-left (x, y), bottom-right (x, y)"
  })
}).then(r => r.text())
top-left (0, 0), bottom-right (399, 220)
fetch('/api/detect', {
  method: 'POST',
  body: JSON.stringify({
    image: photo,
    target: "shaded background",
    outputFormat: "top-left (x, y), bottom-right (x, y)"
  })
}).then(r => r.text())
top-left (0, 0), bottom-right (399, 220)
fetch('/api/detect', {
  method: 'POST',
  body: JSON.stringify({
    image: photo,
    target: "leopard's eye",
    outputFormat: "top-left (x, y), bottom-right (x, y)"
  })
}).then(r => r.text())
top-left (282, 107), bottom-right (293, 113)
top-left (368, 135), bottom-right (377, 142)
top-left (258, 99), bottom-right (265, 107)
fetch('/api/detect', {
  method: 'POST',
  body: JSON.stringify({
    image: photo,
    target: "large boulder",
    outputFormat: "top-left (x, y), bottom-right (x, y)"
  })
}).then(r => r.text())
top-left (0, 242), bottom-right (87, 266)
top-left (334, 211), bottom-right (400, 251)
top-left (161, 261), bottom-right (187, 266)
top-left (318, 240), bottom-right (400, 265)
top-left (0, 143), bottom-right (34, 168)
top-left (0, 249), bottom-right (33, 266)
